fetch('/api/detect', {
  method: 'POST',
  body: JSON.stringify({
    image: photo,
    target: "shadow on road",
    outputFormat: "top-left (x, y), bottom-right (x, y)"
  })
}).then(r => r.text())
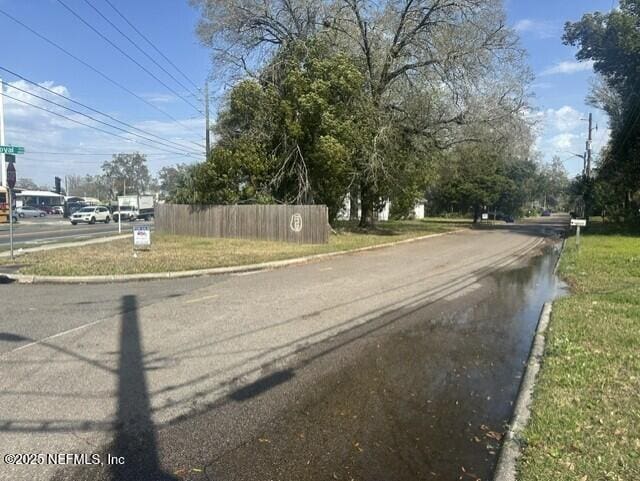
top-left (111, 295), bottom-right (177, 481)
top-left (228, 369), bottom-right (294, 402)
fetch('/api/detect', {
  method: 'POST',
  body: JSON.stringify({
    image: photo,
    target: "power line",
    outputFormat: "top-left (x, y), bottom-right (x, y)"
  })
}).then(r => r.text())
top-left (1, 69), bottom-right (204, 153)
top-left (55, 0), bottom-right (204, 115)
top-left (27, 151), bottom-right (192, 156)
top-left (102, 0), bottom-right (203, 93)
top-left (81, 0), bottom-right (201, 101)
top-left (3, 91), bottom-right (203, 159)
top-left (0, 6), bottom-right (202, 136)
top-left (3, 81), bottom-right (204, 156)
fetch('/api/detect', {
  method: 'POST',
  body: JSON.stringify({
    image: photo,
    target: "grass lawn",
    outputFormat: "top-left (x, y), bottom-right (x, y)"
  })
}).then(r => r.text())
top-left (518, 222), bottom-right (640, 481)
top-left (0, 218), bottom-right (470, 276)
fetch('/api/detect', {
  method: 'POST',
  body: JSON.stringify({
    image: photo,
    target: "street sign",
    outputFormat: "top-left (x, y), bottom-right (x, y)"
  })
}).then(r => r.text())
top-left (481, 213), bottom-right (489, 221)
top-left (133, 224), bottom-right (151, 250)
top-left (6, 163), bottom-right (16, 189)
top-left (570, 219), bottom-right (587, 227)
top-left (0, 146), bottom-right (25, 155)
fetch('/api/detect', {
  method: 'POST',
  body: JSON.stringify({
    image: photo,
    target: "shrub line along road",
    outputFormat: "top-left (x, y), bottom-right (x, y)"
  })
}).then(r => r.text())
top-left (0, 216), bottom-right (567, 481)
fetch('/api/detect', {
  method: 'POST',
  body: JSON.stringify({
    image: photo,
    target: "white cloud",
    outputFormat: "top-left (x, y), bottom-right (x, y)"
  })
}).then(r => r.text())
top-left (540, 60), bottom-right (595, 76)
top-left (514, 19), bottom-right (558, 39)
top-left (531, 81), bottom-right (553, 90)
top-left (550, 133), bottom-right (579, 150)
top-left (141, 93), bottom-right (178, 104)
top-left (545, 105), bottom-right (583, 132)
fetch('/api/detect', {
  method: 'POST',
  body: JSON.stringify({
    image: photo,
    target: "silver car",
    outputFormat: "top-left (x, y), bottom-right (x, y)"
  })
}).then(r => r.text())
top-left (16, 206), bottom-right (46, 218)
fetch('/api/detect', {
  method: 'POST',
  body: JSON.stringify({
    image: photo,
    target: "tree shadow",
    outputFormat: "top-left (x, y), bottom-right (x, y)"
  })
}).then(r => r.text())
top-left (228, 369), bottom-right (294, 402)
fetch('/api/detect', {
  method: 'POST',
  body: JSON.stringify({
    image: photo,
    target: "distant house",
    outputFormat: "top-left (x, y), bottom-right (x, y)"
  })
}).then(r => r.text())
top-left (337, 194), bottom-right (426, 221)
top-left (14, 189), bottom-right (64, 208)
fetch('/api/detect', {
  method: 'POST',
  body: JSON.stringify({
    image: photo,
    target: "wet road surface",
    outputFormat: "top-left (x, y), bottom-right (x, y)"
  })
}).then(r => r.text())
top-left (0, 216), bottom-right (568, 481)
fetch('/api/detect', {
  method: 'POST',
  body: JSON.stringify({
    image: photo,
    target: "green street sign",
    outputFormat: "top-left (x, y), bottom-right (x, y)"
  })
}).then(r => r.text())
top-left (0, 146), bottom-right (24, 154)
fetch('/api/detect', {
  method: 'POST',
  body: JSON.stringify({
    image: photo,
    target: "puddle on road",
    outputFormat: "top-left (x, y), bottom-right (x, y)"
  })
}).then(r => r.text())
top-left (206, 244), bottom-right (567, 481)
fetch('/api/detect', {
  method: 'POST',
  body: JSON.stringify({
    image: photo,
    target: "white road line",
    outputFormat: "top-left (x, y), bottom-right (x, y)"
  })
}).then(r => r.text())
top-left (2, 317), bottom-right (114, 356)
top-left (184, 294), bottom-right (218, 304)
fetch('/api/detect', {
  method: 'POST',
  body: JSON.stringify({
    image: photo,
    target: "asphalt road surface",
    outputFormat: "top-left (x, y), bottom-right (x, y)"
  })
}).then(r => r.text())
top-left (0, 216), bottom-right (568, 481)
top-left (0, 217), bottom-right (147, 251)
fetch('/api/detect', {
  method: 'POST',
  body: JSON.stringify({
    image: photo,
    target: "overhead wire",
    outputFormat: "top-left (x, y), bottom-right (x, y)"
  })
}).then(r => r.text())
top-left (102, 0), bottom-right (203, 93)
top-left (55, 0), bottom-right (204, 115)
top-left (3, 91), bottom-right (203, 159)
top-left (1, 75), bottom-right (204, 155)
top-left (1, 66), bottom-right (204, 150)
top-left (81, 0), bottom-right (201, 101)
top-left (0, 7), bottom-right (204, 138)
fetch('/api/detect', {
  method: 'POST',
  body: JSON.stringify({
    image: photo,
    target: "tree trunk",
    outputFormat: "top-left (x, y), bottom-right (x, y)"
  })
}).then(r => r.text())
top-left (349, 185), bottom-right (360, 222)
top-left (359, 182), bottom-right (375, 228)
top-left (473, 204), bottom-right (480, 223)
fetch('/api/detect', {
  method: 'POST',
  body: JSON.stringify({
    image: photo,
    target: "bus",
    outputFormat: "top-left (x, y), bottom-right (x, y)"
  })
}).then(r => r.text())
top-left (0, 186), bottom-right (13, 223)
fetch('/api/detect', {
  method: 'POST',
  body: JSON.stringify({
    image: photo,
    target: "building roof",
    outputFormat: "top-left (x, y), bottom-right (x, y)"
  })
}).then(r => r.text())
top-left (15, 190), bottom-right (64, 198)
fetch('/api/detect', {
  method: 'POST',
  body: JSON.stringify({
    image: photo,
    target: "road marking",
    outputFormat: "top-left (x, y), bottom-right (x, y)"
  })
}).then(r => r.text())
top-left (184, 294), bottom-right (218, 304)
top-left (2, 317), bottom-right (113, 356)
top-left (319, 267), bottom-right (333, 271)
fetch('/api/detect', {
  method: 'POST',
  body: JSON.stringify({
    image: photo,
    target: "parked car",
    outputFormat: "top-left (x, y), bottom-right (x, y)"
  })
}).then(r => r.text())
top-left (36, 205), bottom-right (55, 215)
top-left (52, 206), bottom-right (64, 215)
top-left (70, 205), bottom-right (111, 225)
top-left (541, 209), bottom-right (551, 217)
top-left (112, 205), bottom-right (138, 222)
top-left (17, 206), bottom-right (46, 218)
top-left (504, 215), bottom-right (515, 223)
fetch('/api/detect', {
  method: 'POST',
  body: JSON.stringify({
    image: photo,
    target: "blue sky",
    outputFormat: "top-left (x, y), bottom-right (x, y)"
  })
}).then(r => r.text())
top-left (0, 0), bottom-right (617, 186)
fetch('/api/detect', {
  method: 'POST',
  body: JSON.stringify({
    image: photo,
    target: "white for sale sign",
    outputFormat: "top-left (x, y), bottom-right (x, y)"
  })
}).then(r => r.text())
top-left (133, 224), bottom-right (151, 250)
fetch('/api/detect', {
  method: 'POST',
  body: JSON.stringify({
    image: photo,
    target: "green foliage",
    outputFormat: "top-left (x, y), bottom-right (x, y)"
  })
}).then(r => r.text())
top-left (184, 40), bottom-right (367, 222)
top-left (519, 225), bottom-right (640, 481)
top-left (101, 152), bottom-right (151, 197)
top-left (564, 1), bottom-right (640, 222)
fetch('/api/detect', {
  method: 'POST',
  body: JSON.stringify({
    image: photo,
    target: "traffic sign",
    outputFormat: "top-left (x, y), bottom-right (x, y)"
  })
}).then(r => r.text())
top-left (570, 219), bottom-right (587, 227)
top-left (5, 154), bottom-right (16, 163)
top-left (7, 163), bottom-right (16, 189)
top-left (0, 145), bottom-right (25, 154)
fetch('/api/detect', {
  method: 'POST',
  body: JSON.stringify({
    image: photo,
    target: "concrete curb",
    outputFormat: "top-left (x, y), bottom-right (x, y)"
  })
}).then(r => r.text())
top-left (493, 301), bottom-right (553, 481)
top-left (0, 233), bottom-right (129, 258)
top-left (0, 228), bottom-right (466, 284)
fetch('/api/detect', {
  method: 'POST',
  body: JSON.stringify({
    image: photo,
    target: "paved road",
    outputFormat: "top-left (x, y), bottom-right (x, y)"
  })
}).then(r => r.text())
top-left (0, 217), bottom-right (147, 251)
top-left (0, 216), bottom-right (568, 481)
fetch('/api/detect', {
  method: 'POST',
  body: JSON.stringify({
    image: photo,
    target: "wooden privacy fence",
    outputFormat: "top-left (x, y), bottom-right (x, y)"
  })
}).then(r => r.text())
top-left (155, 204), bottom-right (330, 244)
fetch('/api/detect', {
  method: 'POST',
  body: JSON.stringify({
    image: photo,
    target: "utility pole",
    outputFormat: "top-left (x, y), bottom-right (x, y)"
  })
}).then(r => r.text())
top-left (586, 113), bottom-right (594, 179)
top-left (0, 78), bottom-right (6, 187)
top-left (205, 82), bottom-right (210, 158)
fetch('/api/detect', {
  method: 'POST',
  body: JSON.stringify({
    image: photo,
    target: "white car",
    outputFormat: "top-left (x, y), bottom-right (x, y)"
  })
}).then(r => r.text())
top-left (16, 206), bottom-right (46, 218)
top-left (70, 205), bottom-right (111, 225)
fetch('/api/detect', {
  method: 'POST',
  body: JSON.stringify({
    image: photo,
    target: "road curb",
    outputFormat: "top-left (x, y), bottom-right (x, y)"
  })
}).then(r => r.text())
top-left (0, 229), bottom-right (466, 284)
top-left (493, 301), bottom-right (553, 481)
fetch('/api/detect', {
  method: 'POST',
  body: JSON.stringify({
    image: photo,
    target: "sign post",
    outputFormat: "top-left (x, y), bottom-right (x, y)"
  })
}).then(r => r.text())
top-left (6, 160), bottom-right (16, 259)
top-left (570, 218), bottom-right (587, 247)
